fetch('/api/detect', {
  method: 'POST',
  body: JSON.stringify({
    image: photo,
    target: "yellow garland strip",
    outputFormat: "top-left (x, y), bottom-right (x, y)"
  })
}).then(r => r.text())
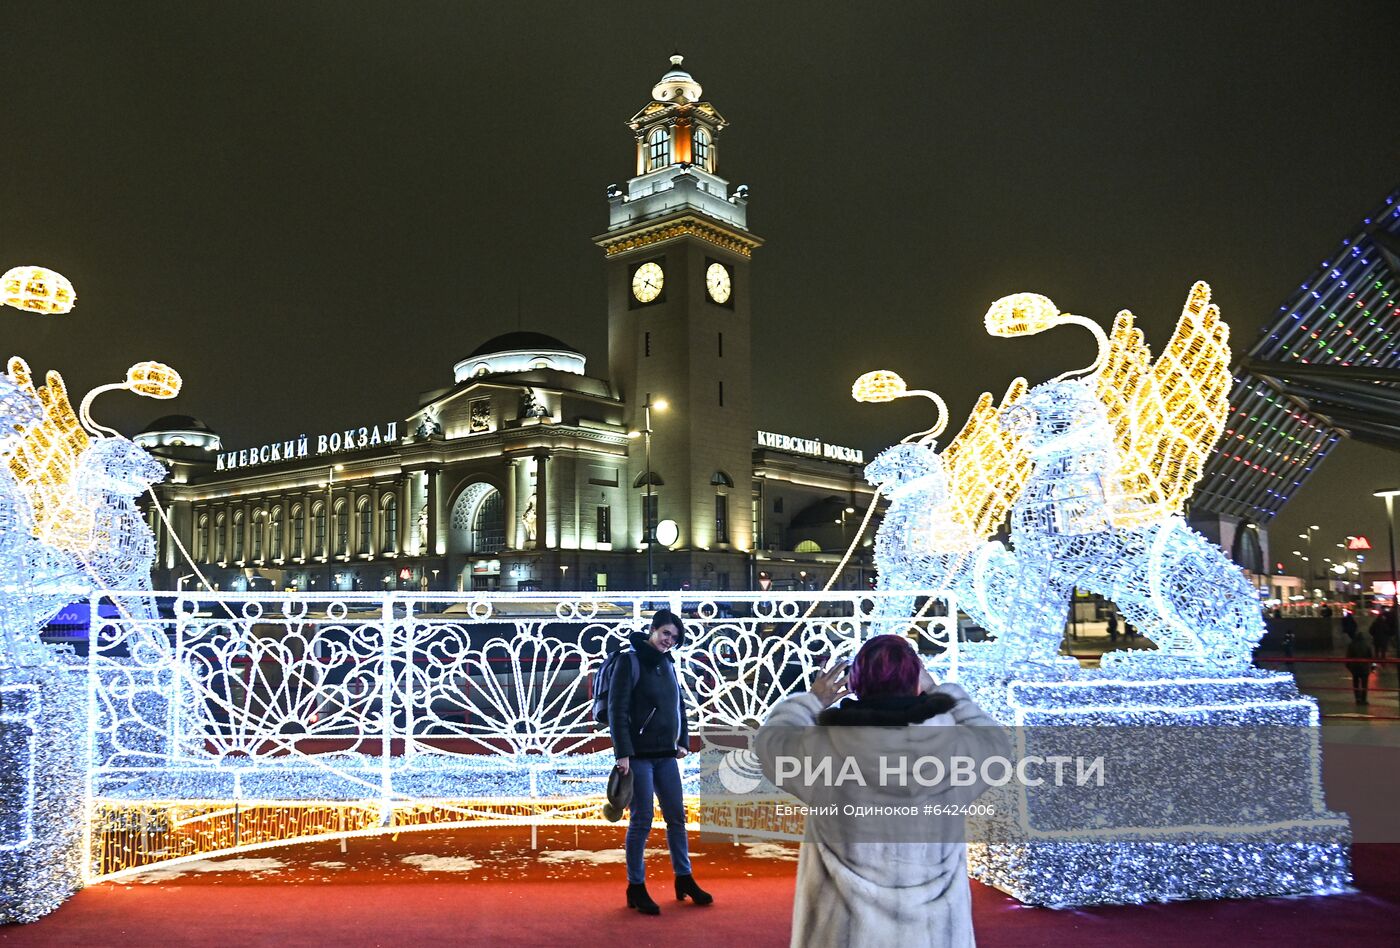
top-left (5, 357), bottom-right (96, 549)
top-left (941, 377), bottom-right (1032, 542)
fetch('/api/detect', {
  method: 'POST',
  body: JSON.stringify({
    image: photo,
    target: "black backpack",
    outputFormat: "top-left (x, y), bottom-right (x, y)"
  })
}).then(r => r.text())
top-left (591, 647), bottom-right (641, 726)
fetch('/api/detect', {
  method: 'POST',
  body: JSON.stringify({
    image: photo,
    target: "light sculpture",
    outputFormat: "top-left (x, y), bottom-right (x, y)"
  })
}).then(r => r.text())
top-left (0, 266), bottom-right (76, 315)
top-left (861, 282), bottom-right (1262, 666)
top-left (858, 280), bottom-right (1350, 905)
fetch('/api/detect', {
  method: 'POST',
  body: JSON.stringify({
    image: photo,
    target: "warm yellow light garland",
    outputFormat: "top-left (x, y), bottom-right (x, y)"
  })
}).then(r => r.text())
top-left (1094, 281), bottom-right (1232, 529)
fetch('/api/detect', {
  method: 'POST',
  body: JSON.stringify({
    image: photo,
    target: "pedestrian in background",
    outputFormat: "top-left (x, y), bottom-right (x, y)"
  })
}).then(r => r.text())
top-left (1371, 609), bottom-right (1395, 660)
top-left (1346, 629), bottom-right (1374, 706)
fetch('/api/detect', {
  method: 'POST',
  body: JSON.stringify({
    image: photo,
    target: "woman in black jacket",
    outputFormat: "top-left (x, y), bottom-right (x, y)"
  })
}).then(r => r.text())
top-left (609, 609), bottom-right (712, 915)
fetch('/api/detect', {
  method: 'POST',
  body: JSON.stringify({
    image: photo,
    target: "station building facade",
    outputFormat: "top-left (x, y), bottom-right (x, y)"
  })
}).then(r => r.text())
top-left (140, 57), bottom-right (878, 596)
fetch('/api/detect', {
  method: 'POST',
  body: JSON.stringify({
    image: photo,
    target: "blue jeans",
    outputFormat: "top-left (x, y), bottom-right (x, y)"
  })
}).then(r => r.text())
top-left (625, 756), bottom-right (691, 884)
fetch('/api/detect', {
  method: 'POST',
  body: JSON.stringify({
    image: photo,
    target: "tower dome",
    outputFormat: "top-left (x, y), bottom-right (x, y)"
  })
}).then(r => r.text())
top-left (652, 55), bottom-right (702, 104)
top-left (454, 332), bottom-right (586, 382)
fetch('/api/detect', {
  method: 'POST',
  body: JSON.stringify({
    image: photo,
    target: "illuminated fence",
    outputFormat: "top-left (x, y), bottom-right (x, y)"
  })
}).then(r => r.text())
top-left (86, 590), bottom-right (953, 877)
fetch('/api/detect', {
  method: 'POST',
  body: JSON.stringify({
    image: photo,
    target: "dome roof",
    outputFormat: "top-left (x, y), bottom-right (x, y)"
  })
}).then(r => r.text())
top-left (138, 414), bottom-right (215, 436)
top-left (467, 332), bottom-right (579, 359)
top-left (652, 54), bottom-right (702, 104)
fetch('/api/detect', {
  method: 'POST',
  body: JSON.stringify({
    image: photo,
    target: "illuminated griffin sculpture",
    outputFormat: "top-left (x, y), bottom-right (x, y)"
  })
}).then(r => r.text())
top-left (0, 357), bottom-right (179, 665)
top-left (862, 282), bottom-right (1264, 666)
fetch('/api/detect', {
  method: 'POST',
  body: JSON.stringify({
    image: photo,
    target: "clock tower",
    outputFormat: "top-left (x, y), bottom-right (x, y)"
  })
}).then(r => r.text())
top-left (595, 55), bottom-right (761, 585)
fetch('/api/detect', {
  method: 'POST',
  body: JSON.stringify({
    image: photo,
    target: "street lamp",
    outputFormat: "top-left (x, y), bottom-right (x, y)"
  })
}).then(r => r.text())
top-left (1298, 525), bottom-right (1320, 583)
top-left (325, 463), bottom-right (344, 594)
top-left (629, 396), bottom-right (667, 591)
top-left (1375, 489), bottom-right (1400, 612)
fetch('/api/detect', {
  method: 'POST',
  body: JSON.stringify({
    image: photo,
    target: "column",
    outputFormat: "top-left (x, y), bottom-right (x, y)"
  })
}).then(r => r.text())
top-left (503, 459), bottom-right (517, 549)
top-left (535, 452), bottom-right (549, 550)
top-left (426, 469), bottom-right (441, 558)
top-left (398, 477), bottom-right (411, 556)
top-left (369, 486), bottom-right (380, 558)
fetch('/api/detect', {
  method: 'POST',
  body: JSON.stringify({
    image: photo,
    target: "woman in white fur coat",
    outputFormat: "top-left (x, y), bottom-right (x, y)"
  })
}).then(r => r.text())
top-left (755, 634), bottom-right (1009, 948)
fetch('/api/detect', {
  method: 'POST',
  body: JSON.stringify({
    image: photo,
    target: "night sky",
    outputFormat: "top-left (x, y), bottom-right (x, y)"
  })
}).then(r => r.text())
top-left (3, 2), bottom-right (1398, 577)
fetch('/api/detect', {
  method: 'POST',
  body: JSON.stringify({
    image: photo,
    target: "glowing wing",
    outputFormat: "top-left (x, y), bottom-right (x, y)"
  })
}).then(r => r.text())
top-left (1096, 282), bottom-right (1232, 528)
top-left (940, 377), bottom-right (1032, 541)
top-left (5, 357), bottom-right (96, 549)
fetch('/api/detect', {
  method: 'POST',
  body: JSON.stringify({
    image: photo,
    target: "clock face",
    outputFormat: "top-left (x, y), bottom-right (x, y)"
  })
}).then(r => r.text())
top-left (706, 262), bottom-right (732, 304)
top-left (632, 262), bottom-right (664, 303)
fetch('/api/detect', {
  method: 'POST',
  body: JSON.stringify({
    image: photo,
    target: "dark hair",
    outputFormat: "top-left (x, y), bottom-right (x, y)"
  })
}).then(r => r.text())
top-left (848, 634), bottom-right (922, 699)
top-left (650, 608), bottom-right (686, 645)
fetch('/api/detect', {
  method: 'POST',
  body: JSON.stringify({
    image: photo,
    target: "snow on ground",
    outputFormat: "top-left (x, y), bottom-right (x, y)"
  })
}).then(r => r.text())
top-left (742, 842), bottom-right (800, 861)
top-left (538, 849), bottom-right (626, 865)
top-left (128, 857), bottom-right (287, 883)
top-left (400, 854), bottom-right (482, 872)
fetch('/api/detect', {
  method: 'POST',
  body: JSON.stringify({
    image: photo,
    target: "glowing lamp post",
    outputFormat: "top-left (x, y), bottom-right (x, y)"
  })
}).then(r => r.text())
top-left (629, 396), bottom-right (667, 590)
top-left (1298, 524), bottom-right (1321, 595)
top-left (1376, 489), bottom-right (1400, 614)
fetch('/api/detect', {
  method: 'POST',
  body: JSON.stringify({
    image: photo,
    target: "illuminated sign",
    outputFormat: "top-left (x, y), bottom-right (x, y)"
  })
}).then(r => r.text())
top-left (216, 422), bottom-right (400, 471)
top-left (1347, 536), bottom-right (1371, 551)
top-left (756, 430), bottom-right (864, 464)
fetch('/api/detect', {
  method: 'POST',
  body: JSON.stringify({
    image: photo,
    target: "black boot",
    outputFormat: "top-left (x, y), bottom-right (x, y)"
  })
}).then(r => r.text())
top-left (674, 873), bottom-right (714, 905)
top-left (627, 882), bottom-right (660, 915)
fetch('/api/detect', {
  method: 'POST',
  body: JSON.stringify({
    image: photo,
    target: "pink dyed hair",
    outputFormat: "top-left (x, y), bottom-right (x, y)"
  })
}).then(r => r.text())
top-left (848, 634), bottom-right (922, 699)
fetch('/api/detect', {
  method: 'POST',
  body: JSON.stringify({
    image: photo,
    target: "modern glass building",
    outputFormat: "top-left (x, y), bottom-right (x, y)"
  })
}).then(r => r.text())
top-left (1190, 186), bottom-right (1400, 569)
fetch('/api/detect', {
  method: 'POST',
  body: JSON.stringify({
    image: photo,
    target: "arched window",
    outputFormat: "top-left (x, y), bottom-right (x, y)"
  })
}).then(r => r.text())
top-left (215, 513), bottom-right (226, 561)
top-left (251, 509), bottom-right (265, 561)
top-left (648, 127), bottom-right (670, 171)
top-left (269, 506), bottom-right (283, 559)
top-left (291, 504), bottom-right (305, 558)
top-left (473, 491), bottom-right (505, 554)
top-left (795, 540), bottom-right (821, 554)
top-left (693, 127), bottom-right (712, 171)
top-left (232, 511), bottom-right (245, 561)
top-left (358, 498), bottom-right (373, 554)
top-left (710, 470), bottom-right (734, 488)
top-left (334, 500), bottom-right (349, 556)
top-left (196, 514), bottom-right (209, 562)
top-left (382, 495), bottom-right (398, 553)
top-left (313, 503), bottom-right (327, 557)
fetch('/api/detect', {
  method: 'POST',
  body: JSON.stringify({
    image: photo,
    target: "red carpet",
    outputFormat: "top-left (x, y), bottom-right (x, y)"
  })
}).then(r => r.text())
top-left (2, 829), bottom-right (1396, 947)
